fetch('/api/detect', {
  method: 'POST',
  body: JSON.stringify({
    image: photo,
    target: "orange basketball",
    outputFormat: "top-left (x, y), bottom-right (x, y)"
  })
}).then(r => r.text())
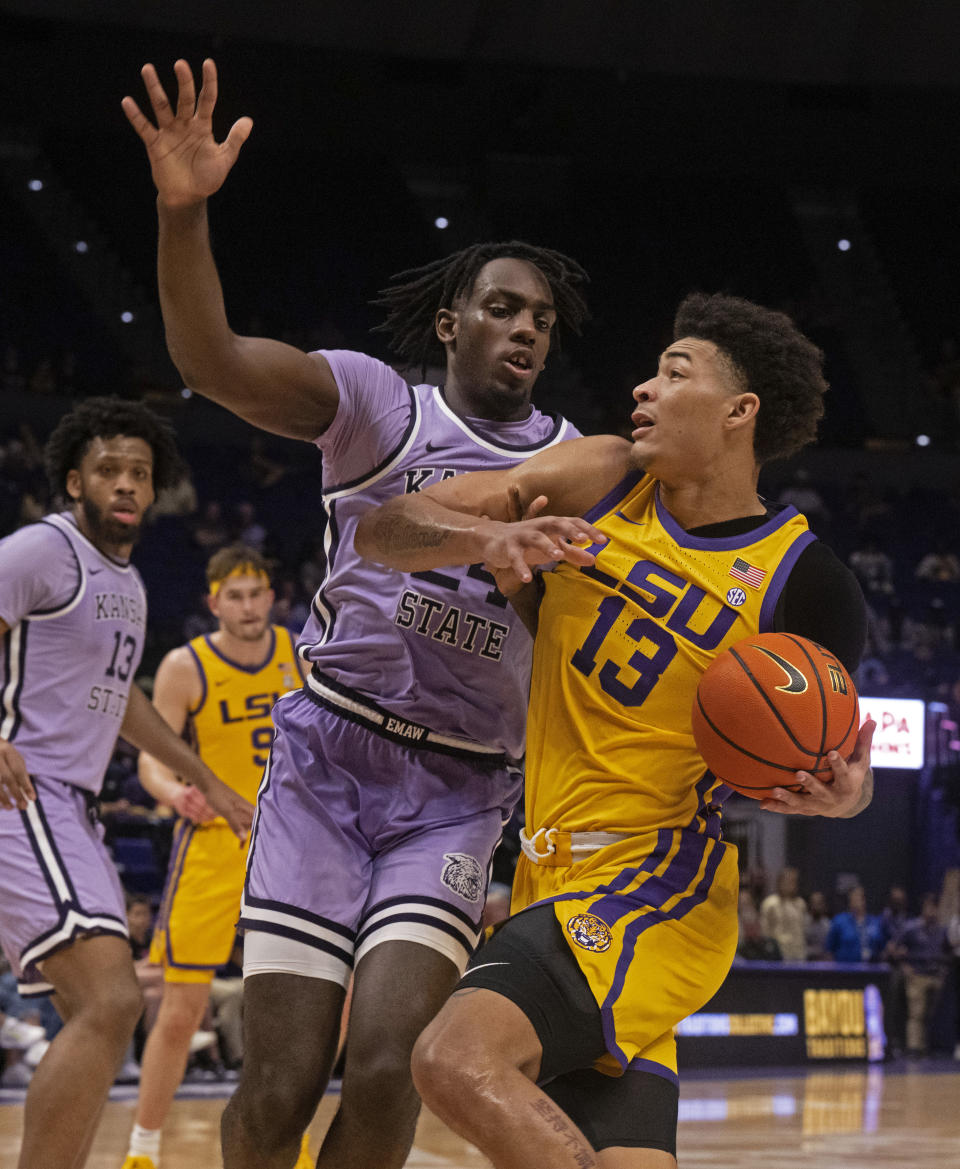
top-left (691, 632), bottom-right (860, 800)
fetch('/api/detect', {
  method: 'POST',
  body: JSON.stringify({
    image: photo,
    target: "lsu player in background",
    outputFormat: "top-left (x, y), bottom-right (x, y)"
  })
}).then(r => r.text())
top-left (122, 545), bottom-right (303, 1169)
top-left (356, 292), bottom-right (876, 1168)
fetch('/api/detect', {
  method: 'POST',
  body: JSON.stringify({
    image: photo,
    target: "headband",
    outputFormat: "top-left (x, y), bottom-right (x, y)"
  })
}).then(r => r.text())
top-left (208, 564), bottom-right (271, 597)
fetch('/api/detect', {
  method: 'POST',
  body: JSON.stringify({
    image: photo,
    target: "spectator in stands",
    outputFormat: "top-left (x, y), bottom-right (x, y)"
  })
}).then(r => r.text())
top-left (848, 535), bottom-right (896, 600)
top-left (890, 893), bottom-right (950, 1057)
top-left (190, 499), bottom-right (229, 551)
top-left (948, 907), bottom-right (960, 1060)
top-left (233, 500), bottom-right (267, 553)
top-left (882, 885), bottom-right (911, 940)
top-left (272, 578), bottom-right (310, 636)
top-left (880, 885), bottom-right (911, 1057)
top-left (760, 866), bottom-right (808, 961)
top-left (915, 539), bottom-right (960, 583)
top-left (855, 637), bottom-right (891, 692)
top-left (122, 895), bottom-right (164, 1080)
top-left (804, 890), bottom-right (832, 961)
top-left (736, 891), bottom-right (782, 962)
top-left (825, 885), bottom-right (887, 963)
top-left (841, 473), bottom-right (894, 541)
top-left (776, 468), bottom-right (831, 533)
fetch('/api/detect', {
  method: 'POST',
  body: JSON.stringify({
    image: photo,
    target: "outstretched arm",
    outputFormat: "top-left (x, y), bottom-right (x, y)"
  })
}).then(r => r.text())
top-left (354, 436), bottom-right (630, 581)
top-left (123, 58), bottom-right (338, 441)
top-left (136, 648), bottom-right (218, 823)
top-left (121, 684), bottom-right (253, 840)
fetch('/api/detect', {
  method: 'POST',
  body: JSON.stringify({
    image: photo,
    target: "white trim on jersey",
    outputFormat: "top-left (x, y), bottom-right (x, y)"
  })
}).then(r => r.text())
top-left (432, 387), bottom-right (574, 456)
top-left (0, 622), bottom-right (24, 740)
top-left (20, 908), bottom-right (128, 972)
top-left (306, 393), bottom-right (424, 650)
top-left (43, 513), bottom-right (138, 574)
top-left (23, 801), bottom-right (72, 902)
top-left (25, 560), bottom-right (88, 623)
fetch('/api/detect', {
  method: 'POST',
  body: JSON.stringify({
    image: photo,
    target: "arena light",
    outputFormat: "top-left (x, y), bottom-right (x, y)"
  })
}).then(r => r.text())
top-left (74, 240), bottom-right (89, 254)
top-left (120, 311), bottom-right (134, 323)
top-left (180, 387), bottom-right (193, 399)
top-left (28, 179), bottom-right (43, 191)
top-left (434, 216), bottom-right (449, 229)
top-left (837, 238), bottom-right (851, 251)
top-left (915, 434), bottom-right (931, 447)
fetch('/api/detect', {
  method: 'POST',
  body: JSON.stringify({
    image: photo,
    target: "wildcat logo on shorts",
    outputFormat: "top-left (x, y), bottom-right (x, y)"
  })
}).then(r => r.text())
top-left (566, 913), bottom-right (612, 953)
top-left (441, 853), bottom-right (484, 903)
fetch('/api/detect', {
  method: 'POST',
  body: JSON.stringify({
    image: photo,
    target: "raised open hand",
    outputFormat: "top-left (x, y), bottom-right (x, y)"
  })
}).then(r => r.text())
top-left (122, 58), bottom-right (252, 208)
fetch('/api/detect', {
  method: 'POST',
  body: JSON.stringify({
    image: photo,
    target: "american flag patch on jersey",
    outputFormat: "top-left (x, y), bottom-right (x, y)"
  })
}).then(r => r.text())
top-left (729, 557), bottom-right (767, 588)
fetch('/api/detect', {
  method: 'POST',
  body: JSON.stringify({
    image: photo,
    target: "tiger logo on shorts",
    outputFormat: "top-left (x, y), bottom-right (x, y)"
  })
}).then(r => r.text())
top-left (441, 853), bottom-right (483, 903)
top-left (566, 913), bottom-right (612, 953)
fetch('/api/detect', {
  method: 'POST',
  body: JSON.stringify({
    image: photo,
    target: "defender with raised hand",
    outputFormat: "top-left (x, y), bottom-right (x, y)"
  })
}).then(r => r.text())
top-left (124, 58), bottom-right (593, 1169)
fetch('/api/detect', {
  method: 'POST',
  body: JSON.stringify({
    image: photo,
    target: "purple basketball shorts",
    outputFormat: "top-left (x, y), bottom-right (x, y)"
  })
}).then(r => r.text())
top-left (239, 688), bottom-right (522, 986)
top-left (0, 776), bottom-right (128, 995)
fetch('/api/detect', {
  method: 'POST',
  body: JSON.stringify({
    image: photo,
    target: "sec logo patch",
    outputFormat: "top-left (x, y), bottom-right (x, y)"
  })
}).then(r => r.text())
top-left (725, 587), bottom-right (747, 607)
top-left (566, 913), bottom-right (612, 953)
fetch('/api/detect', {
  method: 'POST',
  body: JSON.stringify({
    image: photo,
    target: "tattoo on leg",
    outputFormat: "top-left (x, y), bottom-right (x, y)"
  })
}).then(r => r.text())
top-left (529, 1098), bottom-right (597, 1168)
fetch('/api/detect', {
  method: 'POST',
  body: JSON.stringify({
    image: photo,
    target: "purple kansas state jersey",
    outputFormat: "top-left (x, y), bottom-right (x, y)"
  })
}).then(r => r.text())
top-left (298, 350), bottom-right (579, 759)
top-left (0, 512), bottom-right (146, 793)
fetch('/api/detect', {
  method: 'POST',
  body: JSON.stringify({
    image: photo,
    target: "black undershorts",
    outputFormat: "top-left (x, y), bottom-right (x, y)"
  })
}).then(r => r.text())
top-left (459, 903), bottom-right (678, 1154)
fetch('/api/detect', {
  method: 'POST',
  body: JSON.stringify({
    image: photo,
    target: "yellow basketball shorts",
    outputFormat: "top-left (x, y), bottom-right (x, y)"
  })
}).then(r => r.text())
top-left (150, 819), bottom-right (250, 984)
top-left (511, 827), bottom-right (739, 1078)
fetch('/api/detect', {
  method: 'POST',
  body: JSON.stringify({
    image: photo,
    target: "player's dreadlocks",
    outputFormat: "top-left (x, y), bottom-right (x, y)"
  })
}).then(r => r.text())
top-left (44, 396), bottom-right (186, 496)
top-left (372, 241), bottom-right (590, 373)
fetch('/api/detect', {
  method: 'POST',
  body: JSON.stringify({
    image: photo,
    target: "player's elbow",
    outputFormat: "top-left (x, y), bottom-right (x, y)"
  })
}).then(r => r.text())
top-left (354, 506), bottom-right (397, 567)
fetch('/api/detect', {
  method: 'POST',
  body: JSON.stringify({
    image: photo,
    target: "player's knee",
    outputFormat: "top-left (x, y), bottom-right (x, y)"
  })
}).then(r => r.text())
top-left (81, 977), bottom-right (143, 1041)
top-left (411, 1019), bottom-right (488, 1116)
top-left (344, 1043), bottom-right (417, 1113)
top-left (157, 990), bottom-right (207, 1041)
top-left (230, 1063), bottom-right (317, 1141)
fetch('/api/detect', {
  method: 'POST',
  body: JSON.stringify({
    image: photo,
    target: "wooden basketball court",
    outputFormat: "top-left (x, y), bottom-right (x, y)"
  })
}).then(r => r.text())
top-left (2, 1061), bottom-right (959, 1167)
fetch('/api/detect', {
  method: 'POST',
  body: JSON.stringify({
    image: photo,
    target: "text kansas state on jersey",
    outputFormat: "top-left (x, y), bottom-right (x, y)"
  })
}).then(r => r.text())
top-left (0, 512), bottom-right (147, 793)
top-left (296, 350), bottom-right (579, 758)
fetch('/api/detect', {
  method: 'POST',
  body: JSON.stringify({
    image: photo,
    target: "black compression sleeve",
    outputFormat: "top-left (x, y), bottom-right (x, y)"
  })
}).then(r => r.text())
top-left (773, 542), bottom-right (867, 673)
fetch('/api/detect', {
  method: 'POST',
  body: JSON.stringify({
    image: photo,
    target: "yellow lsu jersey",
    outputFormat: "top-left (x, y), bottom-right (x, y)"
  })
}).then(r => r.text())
top-left (525, 471), bottom-right (814, 839)
top-left (515, 471), bottom-right (814, 1074)
top-left (185, 625), bottom-right (301, 809)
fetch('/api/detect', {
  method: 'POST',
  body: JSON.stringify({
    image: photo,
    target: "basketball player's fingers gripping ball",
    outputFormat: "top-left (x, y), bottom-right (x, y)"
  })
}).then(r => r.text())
top-left (691, 632), bottom-right (860, 800)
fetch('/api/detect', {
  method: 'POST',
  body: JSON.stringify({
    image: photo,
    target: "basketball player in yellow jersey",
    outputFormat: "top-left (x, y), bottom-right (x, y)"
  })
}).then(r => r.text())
top-left (122, 545), bottom-right (304, 1169)
top-left (356, 292), bottom-right (877, 1168)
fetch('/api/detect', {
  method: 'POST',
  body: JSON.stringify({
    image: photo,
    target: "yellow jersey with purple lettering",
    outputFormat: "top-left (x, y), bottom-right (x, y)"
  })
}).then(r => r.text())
top-left (514, 471), bottom-right (814, 1076)
top-left (186, 626), bottom-right (301, 807)
top-left (524, 471), bottom-right (814, 838)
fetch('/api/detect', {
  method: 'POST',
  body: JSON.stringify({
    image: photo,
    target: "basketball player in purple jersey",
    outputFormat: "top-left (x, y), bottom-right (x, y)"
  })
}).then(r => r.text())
top-left (0, 397), bottom-right (254, 1169)
top-left (123, 57), bottom-right (595, 1169)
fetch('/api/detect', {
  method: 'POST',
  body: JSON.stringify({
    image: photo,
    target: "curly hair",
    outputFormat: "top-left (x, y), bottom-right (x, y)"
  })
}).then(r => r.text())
top-left (43, 397), bottom-right (185, 495)
top-left (673, 293), bottom-right (827, 464)
top-left (371, 241), bottom-right (590, 372)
